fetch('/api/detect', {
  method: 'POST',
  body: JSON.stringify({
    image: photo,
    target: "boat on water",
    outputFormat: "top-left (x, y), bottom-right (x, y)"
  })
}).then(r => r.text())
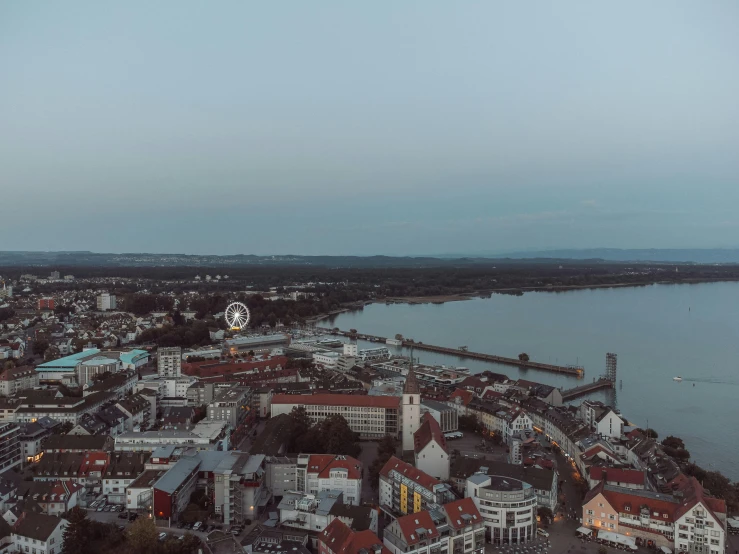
top-left (673, 376), bottom-right (683, 382)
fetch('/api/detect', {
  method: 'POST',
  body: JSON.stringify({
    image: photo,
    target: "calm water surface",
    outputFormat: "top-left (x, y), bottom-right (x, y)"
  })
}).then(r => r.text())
top-left (328, 282), bottom-right (739, 479)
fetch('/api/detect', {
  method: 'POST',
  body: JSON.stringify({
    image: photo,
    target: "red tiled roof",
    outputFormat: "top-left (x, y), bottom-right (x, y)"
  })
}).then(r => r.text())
top-left (585, 481), bottom-right (679, 524)
top-left (589, 467), bottom-right (645, 485)
top-left (380, 456), bottom-right (439, 491)
top-left (481, 389), bottom-right (504, 401)
top-left (414, 413), bottom-right (448, 455)
top-left (271, 393), bottom-right (400, 409)
top-left (449, 389), bottom-right (474, 406)
top-left (305, 454), bottom-right (362, 480)
top-left (320, 519), bottom-right (389, 554)
top-left (396, 511), bottom-right (440, 545)
top-left (443, 498), bottom-right (482, 530)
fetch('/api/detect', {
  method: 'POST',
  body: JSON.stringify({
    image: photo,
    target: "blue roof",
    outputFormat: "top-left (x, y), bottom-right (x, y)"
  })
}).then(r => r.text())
top-left (119, 349), bottom-right (148, 366)
top-left (36, 349), bottom-right (101, 370)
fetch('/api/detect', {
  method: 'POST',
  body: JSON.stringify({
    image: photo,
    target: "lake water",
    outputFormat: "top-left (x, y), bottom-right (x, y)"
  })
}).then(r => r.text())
top-left (327, 282), bottom-right (739, 479)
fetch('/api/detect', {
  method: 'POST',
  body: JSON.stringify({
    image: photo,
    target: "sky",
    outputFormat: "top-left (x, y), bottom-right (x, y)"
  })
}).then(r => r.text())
top-left (1, 1), bottom-right (738, 256)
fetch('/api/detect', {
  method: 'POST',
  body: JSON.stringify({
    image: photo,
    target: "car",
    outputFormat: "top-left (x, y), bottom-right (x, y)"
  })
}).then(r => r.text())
top-left (97, 506), bottom-right (104, 512)
top-left (178, 535), bottom-right (186, 541)
top-left (105, 505), bottom-right (113, 512)
top-left (158, 532), bottom-right (168, 541)
top-left (129, 514), bottom-right (138, 522)
top-left (192, 522), bottom-right (202, 531)
top-left (118, 513), bottom-right (128, 519)
top-left (117, 506), bottom-right (124, 512)
top-left (537, 529), bottom-right (550, 538)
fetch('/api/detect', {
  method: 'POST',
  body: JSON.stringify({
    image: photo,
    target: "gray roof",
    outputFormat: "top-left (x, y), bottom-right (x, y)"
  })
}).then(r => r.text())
top-left (453, 459), bottom-right (555, 491)
top-left (153, 458), bottom-right (201, 494)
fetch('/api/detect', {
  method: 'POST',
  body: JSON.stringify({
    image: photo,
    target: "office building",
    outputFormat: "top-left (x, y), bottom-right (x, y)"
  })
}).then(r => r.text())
top-left (158, 347), bottom-right (182, 378)
top-left (97, 293), bottom-right (117, 311)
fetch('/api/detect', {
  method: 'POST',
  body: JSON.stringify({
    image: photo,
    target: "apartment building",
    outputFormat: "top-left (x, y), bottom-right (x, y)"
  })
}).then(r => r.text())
top-left (379, 457), bottom-right (455, 516)
top-left (158, 347), bottom-right (182, 378)
top-left (0, 366), bottom-right (39, 396)
top-left (296, 454), bottom-right (363, 506)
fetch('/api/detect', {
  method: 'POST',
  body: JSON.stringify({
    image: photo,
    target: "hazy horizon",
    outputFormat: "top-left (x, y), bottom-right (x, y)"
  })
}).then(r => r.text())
top-left (2, 1), bottom-right (738, 255)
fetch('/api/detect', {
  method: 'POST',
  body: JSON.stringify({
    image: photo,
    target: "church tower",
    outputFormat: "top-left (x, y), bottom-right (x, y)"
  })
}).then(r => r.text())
top-left (402, 355), bottom-right (421, 452)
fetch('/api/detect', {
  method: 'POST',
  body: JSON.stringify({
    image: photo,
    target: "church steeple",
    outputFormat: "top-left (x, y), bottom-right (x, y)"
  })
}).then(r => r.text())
top-left (404, 354), bottom-right (420, 395)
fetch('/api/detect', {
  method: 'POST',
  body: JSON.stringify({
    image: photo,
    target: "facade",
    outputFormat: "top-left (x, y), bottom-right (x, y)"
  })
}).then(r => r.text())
top-left (211, 452), bottom-right (267, 524)
top-left (15, 391), bottom-right (115, 425)
top-left (402, 368), bottom-right (421, 452)
top-left (97, 293), bottom-right (117, 311)
top-left (158, 347), bottom-right (182, 378)
top-left (466, 474), bottom-right (537, 545)
top-left (414, 413), bottom-right (449, 480)
top-left (153, 457), bottom-right (200, 521)
top-left (383, 498), bottom-right (485, 554)
top-left (11, 512), bottom-right (67, 554)
top-left (207, 385), bottom-right (252, 429)
top-left (75, 357), bottom-right (121, 385)
top-left (35, 348), bottom-right (148, 383)
top-left (126, 469), bottom-right (166, 512)
top-left (38, 298), bottom-right (55, 311)
top-left (271, 394), bottom-right (400, 440)
top-left (421, 400), bottom-right (458, 433)
top-left (582, 479), bottom-right (726, 553)
top-left (451, 459), bottom-right (558, 511)
top-left (296, 454), bottom-right (363, 506)
top-left (0, 424), bottom-right (21, 471)
top-left (116, 394), bottom-right (151, 431)
top-left (0, 366), bottom-right (39, 396)
top-left (20, 422), bottom-right (51, 467)
top-left (314, 352), bottom-right (340, 369)
top-left (379, 457), bottom-right (454, 516)
top-left (114, 427), bottom-right (227, 452)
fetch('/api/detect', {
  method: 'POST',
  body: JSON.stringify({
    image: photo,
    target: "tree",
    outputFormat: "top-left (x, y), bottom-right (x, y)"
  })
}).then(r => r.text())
top-left (127, 516), bottom-right (158, 554)
top-left (61, 507), bottom-right (91, 554)
top-left (537, 506), bottom-right (554, 524)
top-left (369, 435), bottom-right (397, 490)
top-left (459, 414), bottom-right (483, 434)
top-left (33, 339), bottom-right (50, 357)
top-left (53, 421), bottom-right (74, 435)
top-left (518, 352), bottom-right (530, 362)
top-left (598, 547), bottom-right (607, 554)
top-left (395, 334), bottom-right (403, 341)
top-left (644, 428), bottom-right (659, 439)
top-left (319, 415), bottom-right (361, 457)
top-left (662, 436), bottom-right (685, 450)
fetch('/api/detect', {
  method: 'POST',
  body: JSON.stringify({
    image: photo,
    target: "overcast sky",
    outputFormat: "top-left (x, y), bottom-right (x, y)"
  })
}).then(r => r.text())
top-left (1, 1), bottom-right (738, 255)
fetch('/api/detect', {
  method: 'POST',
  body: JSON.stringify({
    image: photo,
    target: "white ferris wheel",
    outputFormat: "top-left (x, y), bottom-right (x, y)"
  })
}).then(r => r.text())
top-left (225, 302), bottom-right (250, 331)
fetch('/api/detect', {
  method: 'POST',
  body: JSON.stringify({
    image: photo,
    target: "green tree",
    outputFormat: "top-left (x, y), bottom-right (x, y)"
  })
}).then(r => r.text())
top-left (127, 516), bottom-right (158, 554)
top-left (644, 428), bottom-right (659, 439)
top-left (61, 507), bottom-right (91, 554)
top-left (320, 415), bottom-right (361, 457)
top-left (518, 352), bottom-right (530, 362)
top-left (369, 435), bottom-right (397, 490)
top-left (33, 339), bottom-right (50, 356)
top-left (459, 414), bottom-right (483, 433)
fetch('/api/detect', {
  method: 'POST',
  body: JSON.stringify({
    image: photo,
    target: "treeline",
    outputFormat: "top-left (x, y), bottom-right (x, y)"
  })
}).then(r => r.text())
top-left (285, 407), bottom-right (361, 458)
top-left (138, 321), bottom-right (211, 348)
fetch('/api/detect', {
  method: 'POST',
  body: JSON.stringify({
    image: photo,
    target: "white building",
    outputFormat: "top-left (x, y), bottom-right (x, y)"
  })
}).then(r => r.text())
top-left (466, 473), bottom-right (537, 545)
top-left (296, 454), bottom-right (363, 506)
top-left (158, 347), bottom-right (182, 378)
top-left (97, 292), bottom-right (116, 311)
top-left (379, 456), bottom-right (455, 516)
top-left (271, 394), bottom-right (400, 440)
top-left (114, 422), bottom-right (228, 452)
top-left (313, 351), bottom-right (340, 369)
top-left (402, 368), bottom-right (421, 452)
top-left (11, 512), bottom-right (68, 554)
top-left (343, 344), bottom-right (358, 357)
top-left (413, 413), bottom-right (449, 480)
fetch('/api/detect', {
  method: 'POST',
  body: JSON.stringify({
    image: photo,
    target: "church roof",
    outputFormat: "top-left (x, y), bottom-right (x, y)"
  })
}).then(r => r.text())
top-left (404, 366), bottom-right (420, 395)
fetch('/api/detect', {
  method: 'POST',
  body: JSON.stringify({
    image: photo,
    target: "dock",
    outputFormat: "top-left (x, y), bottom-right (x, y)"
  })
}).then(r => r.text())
top-left (561, 378), bottom-right (614, 401)
top-left (317, 327), bottom-right (584, 377)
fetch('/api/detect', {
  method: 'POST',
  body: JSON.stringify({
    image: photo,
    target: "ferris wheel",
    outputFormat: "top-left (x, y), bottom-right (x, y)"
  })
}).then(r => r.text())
top-left (225, 302), bottom-right (250, 331)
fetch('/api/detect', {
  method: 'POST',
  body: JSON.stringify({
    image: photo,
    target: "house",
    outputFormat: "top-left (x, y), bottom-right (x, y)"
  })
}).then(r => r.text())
top-left (296, 454), bottom-right (363, 506)
top-left (0, 366), bottom-right (39, 396)
top-left (587, 467), bottom-right (645, 490)
top-left (318, 519), bottom-right (389, 554)
top-left (413, 413), bottom-right (449, 480)
top-left (16, 481), bottom-right (82, 516)
top-left (43, 434), bottom-right (113, 453)
top-left (11, 512), bottom-right (67, 554)
top-left (447, 389), bottom-right (475, 415)
top-left (582, 478), bottom-right (726, 552)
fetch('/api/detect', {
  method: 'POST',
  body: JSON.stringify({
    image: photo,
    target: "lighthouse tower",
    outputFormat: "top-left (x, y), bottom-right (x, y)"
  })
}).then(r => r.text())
top-left (402, 360), bottom-right (421, 452)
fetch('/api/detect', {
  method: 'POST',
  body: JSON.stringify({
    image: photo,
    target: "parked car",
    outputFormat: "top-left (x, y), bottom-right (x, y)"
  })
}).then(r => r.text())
top-left (537, 529), bottom-right (550, 538)
top-left (96, 506), bottom-right (104, 512)
top-left (118, 512), bottom-right (128, 520)
top-left (158, 532), bottom-right (168, 541)
top-left (129, 513), bottom-right (138, 522)
top-left (192, 522), bottom-right (202, 531)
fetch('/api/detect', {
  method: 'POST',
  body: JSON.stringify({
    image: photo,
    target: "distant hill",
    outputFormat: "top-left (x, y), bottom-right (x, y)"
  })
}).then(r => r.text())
top-left (493, 248), bottom-right (739, 264)
top-left (1, 248), bottom-right (738, 268)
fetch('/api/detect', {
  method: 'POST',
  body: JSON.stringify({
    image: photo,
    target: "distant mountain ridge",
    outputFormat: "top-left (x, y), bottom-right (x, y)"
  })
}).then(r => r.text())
top-left (493, 248), bottom-right (739, 263)
top-left (1, 248), bottom-right (738, 268)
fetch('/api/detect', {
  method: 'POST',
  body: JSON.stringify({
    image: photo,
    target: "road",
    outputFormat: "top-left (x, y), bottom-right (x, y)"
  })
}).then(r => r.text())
top-left (538, 435), bottom-right (584, 521)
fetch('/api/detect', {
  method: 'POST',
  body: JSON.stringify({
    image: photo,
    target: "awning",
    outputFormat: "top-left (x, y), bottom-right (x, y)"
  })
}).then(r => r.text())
top-left (598, 530), bottom-right (637, 550)
top-left (576, 527), bottom-right (593, 536)
top-left (660, 547), bottom-right (672, 554)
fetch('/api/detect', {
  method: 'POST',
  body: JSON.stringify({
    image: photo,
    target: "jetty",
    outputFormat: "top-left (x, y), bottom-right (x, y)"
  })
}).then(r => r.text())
top-left (317, 327), bottom-right (584, 377)
top-left (561, 378), bottom-right (614, 401)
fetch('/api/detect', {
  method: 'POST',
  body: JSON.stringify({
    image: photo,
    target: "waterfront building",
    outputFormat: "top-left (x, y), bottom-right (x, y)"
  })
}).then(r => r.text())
top-left (357, 347), bottom-right (391, 363)
top-left (270, 394), bottom-right (399, 440)
top-left (466, 474), bottom-right (537, 545)
top-left (582, 478), bottom-right (726, 553)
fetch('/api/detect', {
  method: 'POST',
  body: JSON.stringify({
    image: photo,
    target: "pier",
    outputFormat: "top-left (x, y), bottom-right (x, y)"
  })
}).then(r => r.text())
top-left (317, 327), bottom-right (584, 377)
top-left (561, 378), bottom-right (614, 401)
